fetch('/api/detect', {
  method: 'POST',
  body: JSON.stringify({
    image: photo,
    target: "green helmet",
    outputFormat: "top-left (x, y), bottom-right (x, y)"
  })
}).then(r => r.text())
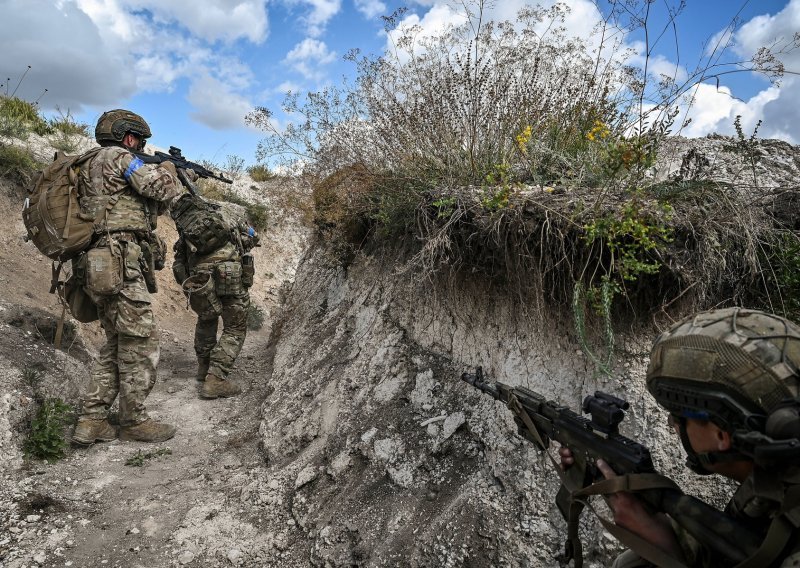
top-left (647, 308), bottom-right (800, 433)
top-left (647, 308), bottom-right (800, 472)
top-left (94, 109), bottom-right (152, 145)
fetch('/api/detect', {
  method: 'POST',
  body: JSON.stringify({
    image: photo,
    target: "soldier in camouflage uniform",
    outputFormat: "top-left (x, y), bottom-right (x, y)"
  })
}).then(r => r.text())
top-left (72, 109), bottom-right (182, 445)
top-left (560, 307), bottom-right (800, 567)
top-left (171, 196), bottom-right (258, 399)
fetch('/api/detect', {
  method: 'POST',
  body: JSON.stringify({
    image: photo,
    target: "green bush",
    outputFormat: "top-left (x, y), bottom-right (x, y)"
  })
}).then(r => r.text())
top-left (24, 398), bottom-right (73, 462)
top-left (0, 142), bottom-right (41, 184)
top-left (246, 0), bottom-right (798, 372)
top-left (198, 178), bottom-right (228, 201)
top-left (247, 164), bottom-right (276, 182)
top-left (0, 96), bottom-right (49, 139)
top-left (245, 202), bottom-right (269, 232)
top-left (758, 233), bottom-right (800, 320)
top-left (247, 303), bottom-right (266, 330)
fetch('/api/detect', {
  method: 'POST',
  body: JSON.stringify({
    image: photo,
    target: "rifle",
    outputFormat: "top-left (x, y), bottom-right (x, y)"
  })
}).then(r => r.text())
top-left (134, 146), bottom-right (232, 195)
top-left (461, 367), bottom-right (763, 568)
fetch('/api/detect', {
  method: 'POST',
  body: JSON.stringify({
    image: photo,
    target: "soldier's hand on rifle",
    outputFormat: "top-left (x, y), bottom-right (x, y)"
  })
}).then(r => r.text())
top-left (158, 160), bottom-right (177, 177)
top-left (558, 446), bottom-right (575, 470)
top-left (595, 458), bottom-right (684, 558)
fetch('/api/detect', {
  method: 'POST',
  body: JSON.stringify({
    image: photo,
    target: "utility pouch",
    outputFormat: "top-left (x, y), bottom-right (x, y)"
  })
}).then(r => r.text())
top-left (84, 240), bottom-right (123, 296)
top-left (241, 254), bottom-right (255, 288)
top-left (139, 240), bottom-right (158, 293)
top-left (215, 261), bottom-right (243, 297)
top-left (183, 271), bottom-right (222, 317)
top-left (63, 254), bottom-right (98, 322)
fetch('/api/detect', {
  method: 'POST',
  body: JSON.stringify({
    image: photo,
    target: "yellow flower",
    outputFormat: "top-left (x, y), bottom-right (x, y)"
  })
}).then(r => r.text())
top-left (516, 125), bottom-right (533, 154)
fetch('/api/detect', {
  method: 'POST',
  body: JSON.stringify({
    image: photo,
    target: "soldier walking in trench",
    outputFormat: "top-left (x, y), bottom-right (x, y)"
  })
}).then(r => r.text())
top-left (171, 194), bottom-right (259, 398)
top-left (72, 109), bottom-right (182, 445)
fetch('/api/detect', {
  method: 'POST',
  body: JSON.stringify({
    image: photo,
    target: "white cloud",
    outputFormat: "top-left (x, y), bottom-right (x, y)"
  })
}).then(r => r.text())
top-left (77, 0), bottom-right (268, 44)
top-left (354, 0), bottom-right (386, 19)
top-left (0, 0), bottom-right (136, 111)
top-left (625, 42), bottom-right (689, 86)
top-left (284, 38), bottom-right (337, 80)
top-left (187, 74), bottom-right (254, 130)
top-left (385, 4), bottom-right (467, 62)
top-left (385, 1), bottom-right (605, 63)
top-left (125, 0), bottom-right (269, 43)
top-left (281, 0), bottom-right (342, 37)
top-left (680, 0), bottom-right (800, 142)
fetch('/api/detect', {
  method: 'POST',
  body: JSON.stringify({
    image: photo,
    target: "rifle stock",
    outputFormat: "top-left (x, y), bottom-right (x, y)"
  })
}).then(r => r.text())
top-left (461, 367), bottom-right (763, 566)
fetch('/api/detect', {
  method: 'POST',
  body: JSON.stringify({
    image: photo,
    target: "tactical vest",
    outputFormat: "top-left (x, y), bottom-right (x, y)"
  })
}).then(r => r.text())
top-left (82, 192), bottom-right (150, 233)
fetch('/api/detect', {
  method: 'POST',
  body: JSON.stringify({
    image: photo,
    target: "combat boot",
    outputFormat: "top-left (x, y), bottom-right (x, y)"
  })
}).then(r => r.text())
top-left (119, 419), bottom-right (176, 442)
top-left (200, 374), bottom-right (242, 399)
top-left (72, 417), bottom-right (117, 446)
top-left (196, 356), bottom-right (210, 382)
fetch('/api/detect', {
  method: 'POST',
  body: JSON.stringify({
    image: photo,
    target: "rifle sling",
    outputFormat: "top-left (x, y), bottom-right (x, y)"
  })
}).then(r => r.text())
top-left (585, 499), bottom-right (690, 568)
top-left (508, 394), bottom-right (548, 451)
top-left (509, 394), bottom-right (589, 567)
top-left (572, 473), bottom-right (681, 497)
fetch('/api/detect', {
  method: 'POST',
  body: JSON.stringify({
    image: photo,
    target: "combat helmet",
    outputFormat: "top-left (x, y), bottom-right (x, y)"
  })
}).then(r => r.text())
top-left (647, 307), bottom-right (800, 471)
top-left (94, 109), bottom-right (151, 145)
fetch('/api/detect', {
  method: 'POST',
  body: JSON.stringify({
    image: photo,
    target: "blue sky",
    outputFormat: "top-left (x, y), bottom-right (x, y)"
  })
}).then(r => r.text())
top-left (3, 0), bottom-right (799, 167)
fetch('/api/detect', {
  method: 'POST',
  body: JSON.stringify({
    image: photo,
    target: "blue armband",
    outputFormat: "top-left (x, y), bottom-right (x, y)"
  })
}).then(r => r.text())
top-left (123, 157), bottom-right (145, 181)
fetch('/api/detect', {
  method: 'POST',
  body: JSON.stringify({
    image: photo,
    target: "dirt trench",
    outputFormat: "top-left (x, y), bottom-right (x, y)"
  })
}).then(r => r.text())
top-left (1, 132), bottom-right (765, 567)
top-left (0, 172), bottom-right (312, 568)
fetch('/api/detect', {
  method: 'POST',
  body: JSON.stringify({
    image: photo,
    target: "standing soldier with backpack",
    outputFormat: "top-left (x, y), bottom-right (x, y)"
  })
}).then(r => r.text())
top-left (69, 109), bottom-right (183, 445)
top-left (171, 194), bottom-right (259, 399)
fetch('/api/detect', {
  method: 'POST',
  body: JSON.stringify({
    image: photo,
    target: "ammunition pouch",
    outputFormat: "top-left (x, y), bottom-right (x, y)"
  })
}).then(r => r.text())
top-left (214, 261), bottom-right (244, 297)
top-left (84, 240), bottom-right (123, 296)
top-left (241, 253), bottom-right (255, 288)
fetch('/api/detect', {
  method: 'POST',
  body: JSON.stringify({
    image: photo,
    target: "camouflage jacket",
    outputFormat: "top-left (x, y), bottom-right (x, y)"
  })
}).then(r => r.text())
top-left (78, 146), bottom-right (182, 235)
top-left (676, 472), bottom-right (800, 567)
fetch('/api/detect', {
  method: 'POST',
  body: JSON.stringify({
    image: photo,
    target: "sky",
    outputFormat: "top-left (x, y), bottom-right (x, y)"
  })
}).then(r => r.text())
top-left (2, 0), bottom-right (799, 167)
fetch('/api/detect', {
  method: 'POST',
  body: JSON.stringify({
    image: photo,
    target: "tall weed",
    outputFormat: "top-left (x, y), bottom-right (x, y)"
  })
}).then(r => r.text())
top-left (0, 96), bottom-right (48, 139)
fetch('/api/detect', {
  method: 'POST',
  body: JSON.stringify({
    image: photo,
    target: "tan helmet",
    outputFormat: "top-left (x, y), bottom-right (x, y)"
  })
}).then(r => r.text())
top-left (94, 109), bottom-right (152, 145)
top-left (647, 307), bottom-right (800, 433)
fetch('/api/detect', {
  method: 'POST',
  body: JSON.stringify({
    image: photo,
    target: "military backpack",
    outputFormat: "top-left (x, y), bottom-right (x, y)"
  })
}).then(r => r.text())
top-left (22, 148), bottom-right (103, 261)
top-left (170, 194), bottom-right (233, 255)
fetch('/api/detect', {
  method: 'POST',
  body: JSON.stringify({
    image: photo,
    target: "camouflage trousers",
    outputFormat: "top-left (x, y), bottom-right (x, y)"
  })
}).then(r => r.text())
top-left (190, 291), bottom-right (249, 379)
top-left (81, 239), bottom-right (160, 427)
